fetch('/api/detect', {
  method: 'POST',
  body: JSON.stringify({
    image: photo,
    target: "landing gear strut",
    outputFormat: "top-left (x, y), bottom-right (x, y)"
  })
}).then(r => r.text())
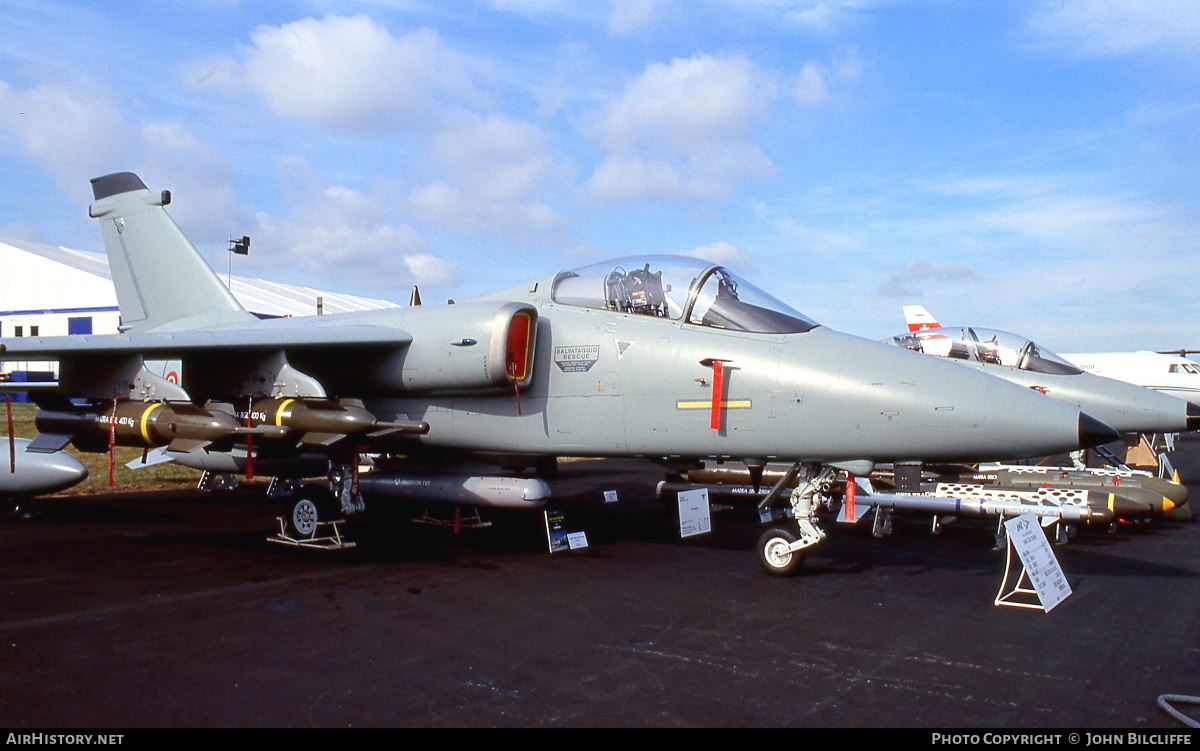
top-left (754, 463), bottom-right (831, 576)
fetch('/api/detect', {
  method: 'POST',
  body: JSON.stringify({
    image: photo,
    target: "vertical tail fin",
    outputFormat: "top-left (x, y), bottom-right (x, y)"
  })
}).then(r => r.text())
top-left (88, 173), bottom-right (255, 332)
top-left (902, 305), bottom-right (940, 332)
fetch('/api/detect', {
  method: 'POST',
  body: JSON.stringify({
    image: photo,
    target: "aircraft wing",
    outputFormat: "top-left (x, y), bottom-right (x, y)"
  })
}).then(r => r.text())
top-left (0, 324), bottom-right (411, 359)
top-left (0, 324), bottom-right (413, 400)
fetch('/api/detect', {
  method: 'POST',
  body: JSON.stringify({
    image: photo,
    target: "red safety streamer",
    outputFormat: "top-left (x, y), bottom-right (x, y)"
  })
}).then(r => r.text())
top-left (108, 400), bottom-right (117, 488)
top-left (6, 395), bottom-right (15, 474)
top-left (509, 362), bottom-right (523, 416)
top-left (844, 472), bottom-right (857, 522)
top-left (244, 397), bottom-right (255, 480)
top-left (710, 360), bottom-right (726, 431)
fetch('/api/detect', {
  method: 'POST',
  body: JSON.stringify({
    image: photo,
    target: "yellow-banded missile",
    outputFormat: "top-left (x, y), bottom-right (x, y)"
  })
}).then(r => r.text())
top-left (931, 467), bottom-right (1184, 516)
top-left (35, 401), bottom-right (243, 452)
top-left (240, 398), bottom-right (428, 446)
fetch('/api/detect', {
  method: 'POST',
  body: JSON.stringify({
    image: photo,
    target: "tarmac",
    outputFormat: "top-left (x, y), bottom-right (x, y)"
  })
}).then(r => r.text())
top-left (2, 441), bottom-right (1200, 728)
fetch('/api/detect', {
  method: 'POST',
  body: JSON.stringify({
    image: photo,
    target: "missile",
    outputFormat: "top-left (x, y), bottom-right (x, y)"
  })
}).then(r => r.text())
top-left (34, 401), bottom-right (246, 452)
top-left (680, 460), bottom-right (1160, 521)
top-left (855, 488), bottom-right (1114, 524)
top-left (0, 438), bottom-right (88, 496)
top-left (657, 479), bottom-right (1142, 524)
top-left (239, 398), bottom-right (429, 446)
top-left (925, 482), bottom-right (1146, 522)
top-left (356, 472), bottom-right (551, 509)
top-left (928, 466), bottom-right (1185, 516)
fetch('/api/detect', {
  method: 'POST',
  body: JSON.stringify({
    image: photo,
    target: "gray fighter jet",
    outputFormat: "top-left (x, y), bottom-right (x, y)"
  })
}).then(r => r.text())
top-left (0, 173), bottom-right (1121, 570)
top-left (889, 305), bottom-right (1200, 437)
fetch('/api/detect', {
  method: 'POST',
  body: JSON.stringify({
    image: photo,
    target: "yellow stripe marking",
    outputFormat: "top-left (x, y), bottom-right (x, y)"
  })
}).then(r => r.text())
top-left (676, 399), bottom-right (752, 410)
top-left (140, 403), bottom-right (165, 445)
top-left (275, 398), bottom-right (295, 427)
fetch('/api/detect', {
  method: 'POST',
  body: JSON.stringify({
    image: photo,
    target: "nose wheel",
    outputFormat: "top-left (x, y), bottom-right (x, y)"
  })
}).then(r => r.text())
top-left (757, 523), bottom-right (807, 576)
top-left (754, 463), bottom-right (831, 576)
top-left (284, 486), bottom-right (340, 539)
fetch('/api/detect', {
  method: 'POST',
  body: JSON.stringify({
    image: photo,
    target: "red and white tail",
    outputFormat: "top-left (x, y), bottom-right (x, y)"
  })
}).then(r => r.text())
top-left (902, 305), bottom-right (940, 332)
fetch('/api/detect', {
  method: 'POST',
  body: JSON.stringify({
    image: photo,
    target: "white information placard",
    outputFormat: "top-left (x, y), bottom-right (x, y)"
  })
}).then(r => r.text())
top-left (1003, 514), bottom-right (1072, 612)
top-left (678, 488), bottom-right (712, 538)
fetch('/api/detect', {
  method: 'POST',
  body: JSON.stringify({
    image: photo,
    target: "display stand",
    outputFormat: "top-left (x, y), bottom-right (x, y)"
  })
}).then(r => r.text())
top-left (994, 538), bottom-right (1043, 610)
top-left (994, 514), bottom-right (1072, 612)
top-left (267, 516), bottom-right (357, 550)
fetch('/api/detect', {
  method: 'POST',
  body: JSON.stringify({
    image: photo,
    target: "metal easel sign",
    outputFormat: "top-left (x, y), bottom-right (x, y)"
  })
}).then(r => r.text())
top-left (996, 513), bottom-right (1073, 612)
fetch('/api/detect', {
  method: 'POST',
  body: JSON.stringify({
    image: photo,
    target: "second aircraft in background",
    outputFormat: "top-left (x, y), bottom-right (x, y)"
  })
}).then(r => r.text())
top-left (893, 305), bottom-right (1200, 437)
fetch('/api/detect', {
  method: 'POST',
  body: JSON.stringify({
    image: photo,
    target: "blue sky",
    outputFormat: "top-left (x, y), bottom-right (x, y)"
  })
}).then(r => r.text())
top-left (1, 1), bottom-right (1198, 352)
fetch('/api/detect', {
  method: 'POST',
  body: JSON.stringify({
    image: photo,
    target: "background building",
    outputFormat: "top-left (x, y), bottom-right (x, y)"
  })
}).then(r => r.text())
top-left (0, 238), bottom-right (400, 398)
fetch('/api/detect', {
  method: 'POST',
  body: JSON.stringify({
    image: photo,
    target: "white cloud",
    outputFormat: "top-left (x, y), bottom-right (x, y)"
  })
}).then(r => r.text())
top-left (792, 48), bottom-right (865, 105)
top-left (402, 253), bottom-right (462, 287)
top-left (0, 79), bottom-right (135, 195)
top-left (793, 61), bottom-right (830, 105)
top-left (586, 53), bottom-right (778, 201)
top-left (259, 168), bottom-right (461, 290)
top-left (407, 114), bottom-right (567, 237)
top-left (686, 240), bottom-right (752, 269)
top-left (608, 0), bottom-right (670, 34)
top-left (878, 261), bottom-right (974, 298)
top-left (0, 78), bottom-right (252, 253)
top-left (592, 54), bottom-right (774, 150)
top-left (206, 15), bottom-right (487, 132)
top-left (1024, 0), bottom-right (1200, 59)
top-left (429, 115), bottom-right (557, 203)
top-left (923, 174), bottom-right (1182, 262)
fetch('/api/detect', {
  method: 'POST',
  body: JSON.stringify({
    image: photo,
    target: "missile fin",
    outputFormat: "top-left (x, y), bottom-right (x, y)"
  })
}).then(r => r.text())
top-left (27, 433), bottom-right (73, 454)
top-left (167, 438), bottom-right (211, 453)
top-left (299, 432), bottom-right (345, 447)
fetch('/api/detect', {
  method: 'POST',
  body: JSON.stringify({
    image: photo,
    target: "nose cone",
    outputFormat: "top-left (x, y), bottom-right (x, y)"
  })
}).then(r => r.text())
top-left (0, 439), bottom-right (89, 496)
top-left (939, 362), bottom-right (1197, 436)
top-left (1078, 413), bottom-right (1120, 449)
top-left (781, 329), bottom-right (1113, 463)
top-left (1069, 376), bottom-right (1200, 435)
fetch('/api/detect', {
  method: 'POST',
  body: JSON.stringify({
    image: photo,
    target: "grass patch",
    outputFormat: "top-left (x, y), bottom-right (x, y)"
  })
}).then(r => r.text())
top-left (4, 399), bottom-right (210, 494)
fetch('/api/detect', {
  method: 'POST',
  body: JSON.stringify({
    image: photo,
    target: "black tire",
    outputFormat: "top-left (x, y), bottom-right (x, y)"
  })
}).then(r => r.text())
top-left (757, 523), bottom-right (806, 576)
top-left (285, 487), bottom-right (338, 539)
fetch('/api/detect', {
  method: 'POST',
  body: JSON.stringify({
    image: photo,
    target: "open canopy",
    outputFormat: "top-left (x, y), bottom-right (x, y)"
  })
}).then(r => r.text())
top-left (550, 255), bottom-right (819, 334)
top-left (887, 326), bottom-right (1083, 375)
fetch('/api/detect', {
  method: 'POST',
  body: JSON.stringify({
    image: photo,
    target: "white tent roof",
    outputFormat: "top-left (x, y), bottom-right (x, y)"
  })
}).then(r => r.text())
top-left (0, 238), bottom-right (400, 318)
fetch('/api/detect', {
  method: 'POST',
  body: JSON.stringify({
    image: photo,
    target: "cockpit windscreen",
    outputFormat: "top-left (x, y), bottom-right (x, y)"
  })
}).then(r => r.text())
top-left (551, 256), bottom-right (818, 334)
top-left (888, 327), bottom-right (1083, 375)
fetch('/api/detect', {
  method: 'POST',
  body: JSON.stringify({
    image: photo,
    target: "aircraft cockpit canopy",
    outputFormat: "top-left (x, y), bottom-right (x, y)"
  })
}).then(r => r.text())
top-left (551, 256), bottom-right (819, 334)
top-left (888, 327), bottom-right (1083, 376)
